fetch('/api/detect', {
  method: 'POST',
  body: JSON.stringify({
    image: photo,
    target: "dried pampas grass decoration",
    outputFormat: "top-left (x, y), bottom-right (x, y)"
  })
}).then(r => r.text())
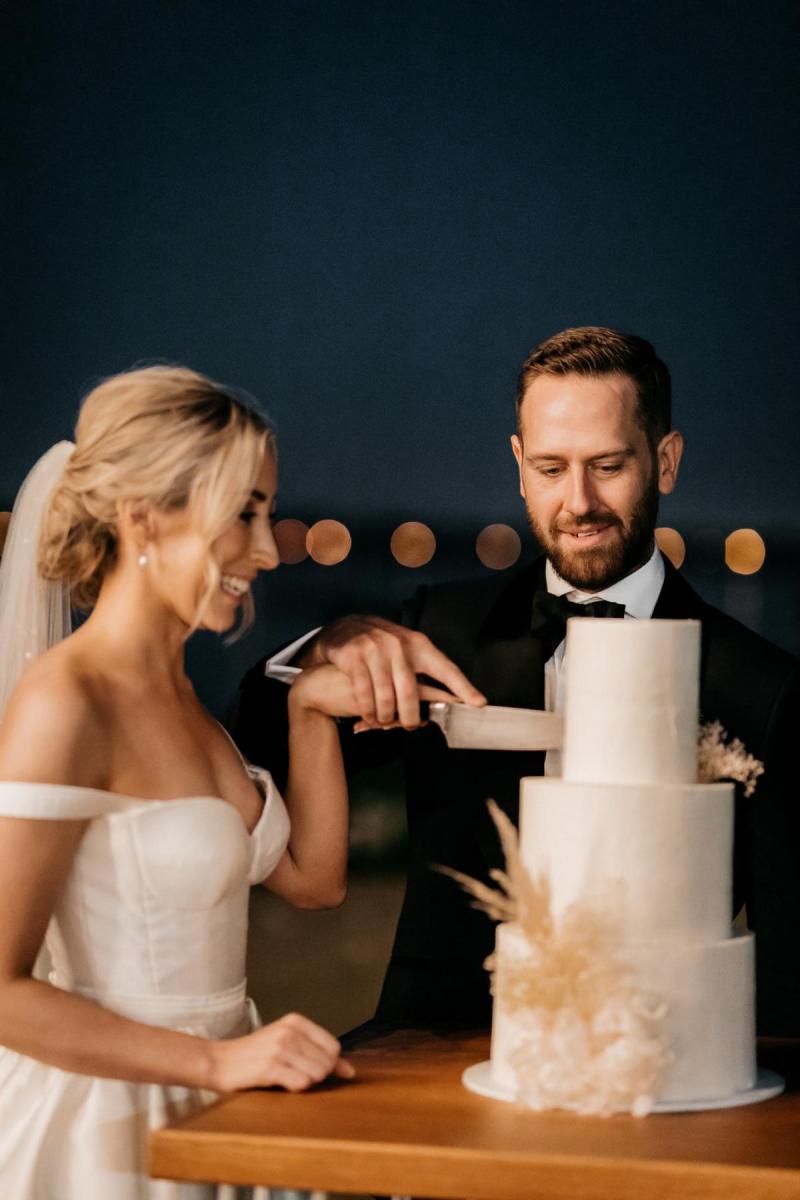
top-left (439, 799), bottom-right (551, 936)
top-left (697, 721), bottom-right (764, 797)
top-left (439, 800), bottom-right (670, 1117)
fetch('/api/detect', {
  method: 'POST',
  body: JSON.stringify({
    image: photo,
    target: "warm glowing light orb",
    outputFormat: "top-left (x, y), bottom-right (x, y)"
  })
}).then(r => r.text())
top-left (273, 518), bottom-right (309, 564)
top-left (390, 522), bottom-right (436, 567)
top-left (725, 528), bottom-right (765, 575)
top-left (476, 524), bottom-right (522, 570)
top-left (306, 520), bottom-right (352, 566)
top-left (655, 527), bottom-right (686, 569)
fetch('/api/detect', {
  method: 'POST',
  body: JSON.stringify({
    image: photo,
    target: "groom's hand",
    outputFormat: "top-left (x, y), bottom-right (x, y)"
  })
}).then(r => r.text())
top-left (297, 615), bottom-right (486, 729)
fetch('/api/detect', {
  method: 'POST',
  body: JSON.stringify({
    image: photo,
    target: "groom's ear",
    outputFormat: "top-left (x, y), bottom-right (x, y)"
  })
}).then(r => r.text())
top-left (656, 430), bottom-right (684, 495)
top-left (511, 434), bottom-right (525, 499)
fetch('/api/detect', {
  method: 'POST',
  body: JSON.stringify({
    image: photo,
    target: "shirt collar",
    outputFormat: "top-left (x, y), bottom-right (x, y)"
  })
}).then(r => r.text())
top-left (545, 543), bottom-right (665, 620)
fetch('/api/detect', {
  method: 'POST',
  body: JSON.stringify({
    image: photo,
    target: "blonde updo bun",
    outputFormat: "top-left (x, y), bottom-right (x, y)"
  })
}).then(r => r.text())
top-left (39, 365), bottom-right (273, 613)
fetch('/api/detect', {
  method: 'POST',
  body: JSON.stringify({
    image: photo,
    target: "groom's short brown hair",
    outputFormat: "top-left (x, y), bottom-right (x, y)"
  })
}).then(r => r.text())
top-left (516, 326), bottom-right (672, 449)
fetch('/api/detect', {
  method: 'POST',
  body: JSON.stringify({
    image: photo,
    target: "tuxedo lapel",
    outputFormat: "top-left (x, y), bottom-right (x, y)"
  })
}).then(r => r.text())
top-left (652, 560), bottom-right (712, 685)
top-left (465, 559), bottom-right (549, 872)
top-left (470, 558), bottom-right (547, 709)
top-left (652, 559), bottom-right (705, 619)
top-left (471, 636), bottom-right (546, 709)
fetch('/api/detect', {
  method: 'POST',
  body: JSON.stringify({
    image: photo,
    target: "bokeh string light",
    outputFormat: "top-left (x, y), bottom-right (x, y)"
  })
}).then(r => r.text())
top-left (306, 519), bottom-right (352, 565)
top-left (272, 518), bottom-right (309, 564)
top-left (390, 522), bottom-right (436, 567)
top-left (655, 527), bottom-right (686, 569)
top-left (475, 524), bottom-right (522, 570)
top-left (725, 529), bottom-right (766, 575)
top-left (275, 519), bottom-right (769, 578)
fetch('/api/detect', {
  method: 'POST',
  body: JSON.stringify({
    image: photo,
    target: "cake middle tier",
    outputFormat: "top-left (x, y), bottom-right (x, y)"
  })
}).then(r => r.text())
top-left (519, 777), bottom-right (735, 943)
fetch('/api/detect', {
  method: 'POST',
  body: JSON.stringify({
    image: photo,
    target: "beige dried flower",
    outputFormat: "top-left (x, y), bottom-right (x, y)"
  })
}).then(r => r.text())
top-left (697, 721), bottom-right (764, 797)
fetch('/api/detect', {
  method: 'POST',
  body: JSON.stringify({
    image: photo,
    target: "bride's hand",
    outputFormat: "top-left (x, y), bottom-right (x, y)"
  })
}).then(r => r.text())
top-left (208, 1012), bottom-right (354, 1093)
top-left (289, 662), bottom-right (462, 729)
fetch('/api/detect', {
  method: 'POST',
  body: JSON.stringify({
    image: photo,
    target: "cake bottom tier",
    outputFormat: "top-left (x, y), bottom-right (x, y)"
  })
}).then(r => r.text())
top-left (491, 925), bottom-right (755, 1106)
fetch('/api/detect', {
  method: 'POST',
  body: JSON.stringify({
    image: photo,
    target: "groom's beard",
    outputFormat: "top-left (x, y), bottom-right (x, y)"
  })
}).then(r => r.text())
top-left (527, 472), bottom-right (660, 592)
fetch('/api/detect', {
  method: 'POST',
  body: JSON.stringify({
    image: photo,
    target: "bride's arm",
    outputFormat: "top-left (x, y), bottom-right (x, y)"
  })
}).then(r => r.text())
top-left (0, 673), bottom-right (351, 1090)
top-left (260, 662), bottom-right (461, 909)
top-left (259, 665), bottom-right (350, 909)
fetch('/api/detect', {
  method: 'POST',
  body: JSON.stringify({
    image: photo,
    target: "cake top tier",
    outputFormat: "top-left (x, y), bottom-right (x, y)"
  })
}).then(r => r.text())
top-left (562, 618), bottom-right (700, 785)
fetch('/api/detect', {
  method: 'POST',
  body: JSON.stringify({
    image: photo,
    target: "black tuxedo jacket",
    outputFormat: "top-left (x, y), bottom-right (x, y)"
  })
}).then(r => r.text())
top-left (234, 556), bottom-right (800, 1036)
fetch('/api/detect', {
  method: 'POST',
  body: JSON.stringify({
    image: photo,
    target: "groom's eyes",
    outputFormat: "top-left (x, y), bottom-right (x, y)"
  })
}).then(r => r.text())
top-left (534, 461), bottom-right (624, 479)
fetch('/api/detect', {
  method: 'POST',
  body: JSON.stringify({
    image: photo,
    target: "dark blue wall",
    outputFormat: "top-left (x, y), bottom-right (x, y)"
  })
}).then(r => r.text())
top-left (4, 1), bottom-right (798, 713)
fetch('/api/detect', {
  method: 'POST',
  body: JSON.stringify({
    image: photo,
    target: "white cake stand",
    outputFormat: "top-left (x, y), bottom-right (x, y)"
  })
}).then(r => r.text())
top-left (462, 1060), bottom-right (785, 1113)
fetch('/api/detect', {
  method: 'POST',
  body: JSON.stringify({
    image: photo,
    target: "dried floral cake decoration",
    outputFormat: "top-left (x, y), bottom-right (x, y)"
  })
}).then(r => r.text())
top-left (439, 800), bottom-right (670, 1116)
top-left (697, 721), bottom-right (763, 796)
top-left (439, 723), bottom-right (763, 1117)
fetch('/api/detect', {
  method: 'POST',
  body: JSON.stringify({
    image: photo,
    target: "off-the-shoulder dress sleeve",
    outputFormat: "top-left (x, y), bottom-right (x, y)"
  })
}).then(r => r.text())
top-left (0, 782), bottom-right (140, 820)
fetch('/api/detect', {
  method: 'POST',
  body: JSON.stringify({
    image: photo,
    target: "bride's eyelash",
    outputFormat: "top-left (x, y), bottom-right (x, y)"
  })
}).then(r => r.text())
top-left (239, 509), bottom-right (279, 525)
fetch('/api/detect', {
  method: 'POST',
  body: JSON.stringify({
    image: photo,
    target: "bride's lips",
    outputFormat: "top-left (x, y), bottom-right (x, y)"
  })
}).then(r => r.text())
top-left (219, 573), bottom-right (253, 603)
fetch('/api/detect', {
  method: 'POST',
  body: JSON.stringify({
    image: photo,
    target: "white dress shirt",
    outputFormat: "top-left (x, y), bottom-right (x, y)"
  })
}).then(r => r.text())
top-left (264, 627), bottom-right (322, 681)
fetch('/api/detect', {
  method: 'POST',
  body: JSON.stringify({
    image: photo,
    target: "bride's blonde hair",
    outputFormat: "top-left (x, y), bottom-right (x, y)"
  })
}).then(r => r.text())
top-left (40, 365), bottom-right (273, 628)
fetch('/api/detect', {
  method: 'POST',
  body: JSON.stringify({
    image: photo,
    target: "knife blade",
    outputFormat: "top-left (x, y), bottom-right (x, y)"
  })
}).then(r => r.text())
top-left (426, 702), bottom-right (564, 751)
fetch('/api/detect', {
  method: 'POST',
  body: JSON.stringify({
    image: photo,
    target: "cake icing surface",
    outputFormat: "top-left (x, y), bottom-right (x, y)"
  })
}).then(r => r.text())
top-left (563, 618), bottom-right (700, 785)
top-left (488, 617), bottom-right (756, 1113)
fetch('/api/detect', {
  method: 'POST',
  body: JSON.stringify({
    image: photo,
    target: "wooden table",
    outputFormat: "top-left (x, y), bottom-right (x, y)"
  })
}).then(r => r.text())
top-left (150, 1030), bottom-right (800, 1199)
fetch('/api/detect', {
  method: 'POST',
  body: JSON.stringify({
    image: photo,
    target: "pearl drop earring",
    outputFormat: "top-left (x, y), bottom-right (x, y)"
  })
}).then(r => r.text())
top-left (138, 553), bottom-right (148, 568)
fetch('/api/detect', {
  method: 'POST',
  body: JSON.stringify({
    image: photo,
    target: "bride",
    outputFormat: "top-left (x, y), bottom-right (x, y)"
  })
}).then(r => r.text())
top-left (0, 365), bottom-right (383, 1197)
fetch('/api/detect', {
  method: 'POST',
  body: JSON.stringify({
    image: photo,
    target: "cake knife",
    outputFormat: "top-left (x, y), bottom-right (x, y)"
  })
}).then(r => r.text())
top-left (426, 702), bottom-right (564, 752)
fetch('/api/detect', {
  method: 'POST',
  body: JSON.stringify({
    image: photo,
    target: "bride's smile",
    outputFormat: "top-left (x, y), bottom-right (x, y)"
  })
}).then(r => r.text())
top-left (207, 451), bottom-right (280, 630)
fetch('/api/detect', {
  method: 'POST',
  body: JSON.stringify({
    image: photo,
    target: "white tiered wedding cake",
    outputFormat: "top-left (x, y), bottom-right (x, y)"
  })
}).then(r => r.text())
top-left (487, 618), bottom-right (760, 1112)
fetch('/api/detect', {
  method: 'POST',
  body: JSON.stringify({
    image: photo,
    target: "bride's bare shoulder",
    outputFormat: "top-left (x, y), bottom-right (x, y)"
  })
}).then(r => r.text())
top-left (0, 646), bottom-right (109, 786)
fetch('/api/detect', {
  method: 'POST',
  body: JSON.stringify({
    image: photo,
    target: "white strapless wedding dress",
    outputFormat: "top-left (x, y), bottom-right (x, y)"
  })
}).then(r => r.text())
top-left (0, 766), bottom-right (290, 1199)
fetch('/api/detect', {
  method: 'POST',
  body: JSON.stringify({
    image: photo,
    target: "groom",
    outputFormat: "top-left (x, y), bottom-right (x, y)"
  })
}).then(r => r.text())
top-left (235, 327), bottom-right (800, 1037)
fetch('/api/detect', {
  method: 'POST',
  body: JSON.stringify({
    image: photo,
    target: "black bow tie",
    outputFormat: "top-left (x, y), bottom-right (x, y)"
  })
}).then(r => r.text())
top-left (530, 590), bottom-right (626, 662)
